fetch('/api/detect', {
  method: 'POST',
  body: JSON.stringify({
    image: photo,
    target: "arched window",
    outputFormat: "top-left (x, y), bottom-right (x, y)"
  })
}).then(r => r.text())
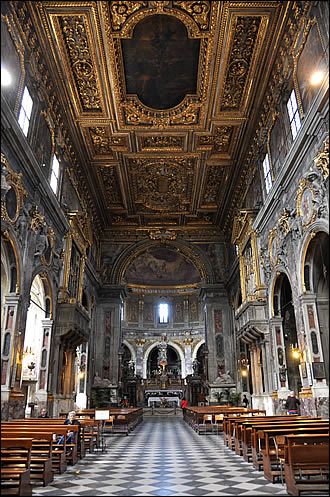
top-left (159, 302), bottom-right (169, 323)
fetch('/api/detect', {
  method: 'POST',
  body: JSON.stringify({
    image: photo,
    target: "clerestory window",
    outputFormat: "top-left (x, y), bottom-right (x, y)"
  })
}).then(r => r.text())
top-left (287, 89), bottom-right (302, 140)
top-left (262, 153), bottom-right (273, 194)
top-left (159, 302), bottom-right (169, 324)
top-left (18, 86), bottom-right (33, 137)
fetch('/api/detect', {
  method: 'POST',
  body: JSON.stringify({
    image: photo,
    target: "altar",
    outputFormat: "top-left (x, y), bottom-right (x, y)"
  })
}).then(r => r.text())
top-left (148, 396), bottom-right (181, 407)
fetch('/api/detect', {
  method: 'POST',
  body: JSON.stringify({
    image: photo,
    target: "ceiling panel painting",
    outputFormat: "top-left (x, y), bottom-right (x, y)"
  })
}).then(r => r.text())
top-left (124, 246), bottom-right (202, 286)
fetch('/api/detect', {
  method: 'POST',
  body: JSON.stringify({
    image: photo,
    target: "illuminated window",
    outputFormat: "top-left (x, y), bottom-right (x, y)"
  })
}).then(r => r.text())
top-left (18, 86), bottom-right (33, 136)
top-left (50, 154), bottom-right (60, 194)
top-left (287, 89), bottom-right (301, 140)
top-left (262, 153), bottom-right (273, 194)
top-left (159, 303), bottom-right (169, 323)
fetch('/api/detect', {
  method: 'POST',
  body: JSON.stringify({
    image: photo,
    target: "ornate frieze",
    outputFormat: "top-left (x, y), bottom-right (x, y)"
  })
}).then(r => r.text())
top-left (202, 166), bottom-right (226, 206)
top-left (220, 16), bottom-right (262, 112)
top-left (197, 125), bottom-right (235, 156)
top-left (138, 135), bottom-right (184, 152)
top-left (57, 15), bottom-right (102, 111)
top-left (98, 166), bottom-right (123, 208)
top-left (85, 126), bottom-right (128, 157)
top-left (149, 230), bottom-right (177, 241)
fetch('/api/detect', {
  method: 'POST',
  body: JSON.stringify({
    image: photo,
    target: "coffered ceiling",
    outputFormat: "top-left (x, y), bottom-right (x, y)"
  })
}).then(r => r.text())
top-left (28, 1), bottom-right (287, 238)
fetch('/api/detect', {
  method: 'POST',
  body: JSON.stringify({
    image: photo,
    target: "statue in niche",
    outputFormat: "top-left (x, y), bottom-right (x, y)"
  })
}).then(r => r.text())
top-left (214, 370), bottom-right (233, 384)
top-left (192, 358), bottom-right (199, 375)
top-left (128, 360), bottom-right (135, 376)
top-left (157, 335), bottom-right (167, 365)
top-left (34, 224), bottom-right (49, 257)
top-left (93, 371), bottom-right (111, 388)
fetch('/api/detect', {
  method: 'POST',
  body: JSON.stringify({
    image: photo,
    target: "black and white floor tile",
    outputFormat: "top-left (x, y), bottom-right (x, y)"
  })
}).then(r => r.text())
top-left (32, 417), bottom-right (292, 496)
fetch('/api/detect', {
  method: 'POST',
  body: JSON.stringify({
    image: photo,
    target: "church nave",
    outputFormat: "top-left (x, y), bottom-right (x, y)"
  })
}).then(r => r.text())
top-left (32, 417), bottom-right (289, 497)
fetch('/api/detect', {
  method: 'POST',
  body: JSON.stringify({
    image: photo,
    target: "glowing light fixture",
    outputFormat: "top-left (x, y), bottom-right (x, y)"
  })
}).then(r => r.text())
top-left (290, 343), bottom-right (300, 360)
top-left (241, 369), bottom-right (248, 377)
top-left (311, 71), bottom-right (324, 85)
top-left (1, 68), bottom-right (12, 86)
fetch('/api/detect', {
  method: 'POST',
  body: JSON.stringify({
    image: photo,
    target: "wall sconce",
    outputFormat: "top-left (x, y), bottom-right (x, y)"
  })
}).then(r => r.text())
top-left (241, 369), bottom-right (248, 377)
top-left (23, 347), bottom-right (36, 373)
top-left (78, 371), bottom-right (85, 380)
top-left (290, 344), bottom-right (301, 360)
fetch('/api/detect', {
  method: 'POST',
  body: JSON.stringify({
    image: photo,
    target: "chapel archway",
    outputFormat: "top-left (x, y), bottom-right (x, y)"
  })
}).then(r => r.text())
top-left (274, 273), bottom-right (301, 394)
top-left (22, 273), bottom-right (53, 416)
top-left (304, 231), bottom-right (329, 384)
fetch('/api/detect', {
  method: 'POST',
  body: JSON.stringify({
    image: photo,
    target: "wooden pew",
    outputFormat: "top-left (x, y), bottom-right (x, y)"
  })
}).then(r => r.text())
top-left (7, 418), bottom-right (86, 459)
top-left (184, 407), bottom-right (266, 435)
top-left (233, 416), bottom-right (319, 459)
top-left (1, 431), bottom-right (53, 487)
top-left (1, 423), bottom-right (72, 472)
top-left (223, 412), bottom-right (266, 447)
top-left (60, 408), bottom-right (144, 436)
top-left (257, 425), bottom-right (329, 482)
top-left (1, 438), bottom-right (33, 496)
top-left (283, 434), bottom-right (329, 496)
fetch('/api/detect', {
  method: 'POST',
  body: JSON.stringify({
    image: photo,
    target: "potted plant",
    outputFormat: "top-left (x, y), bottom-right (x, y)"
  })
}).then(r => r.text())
top-left (228, 391), bottom-right (241, 406)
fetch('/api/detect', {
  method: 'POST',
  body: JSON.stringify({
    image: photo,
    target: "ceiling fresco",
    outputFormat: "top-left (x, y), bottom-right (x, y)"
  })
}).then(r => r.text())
top-left (23, 1), bottom-right (287, 238)
top-left (124, 246), bottom-right (202, 286)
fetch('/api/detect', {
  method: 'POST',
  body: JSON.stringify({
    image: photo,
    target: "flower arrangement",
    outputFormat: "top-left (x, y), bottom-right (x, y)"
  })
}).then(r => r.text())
top-left (120, 399), bottom-right (129, 408)
top-left (160, 397), bottom-right (169, 408)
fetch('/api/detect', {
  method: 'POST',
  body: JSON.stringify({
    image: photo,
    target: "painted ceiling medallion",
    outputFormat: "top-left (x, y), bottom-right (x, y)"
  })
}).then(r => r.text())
top-left (121, 14), bottom-right (200, 110)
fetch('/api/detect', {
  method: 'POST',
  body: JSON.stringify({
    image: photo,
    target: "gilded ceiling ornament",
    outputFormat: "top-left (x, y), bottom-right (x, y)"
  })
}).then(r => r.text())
top-left (199, 125), bottom-right (233, 153)
top-left (129, 157), bottom-right (194, 211)
top-left (150, 1), bottom-right (170, 11)
top-left (202, 166), bottom-right (225, 205)
top-left (140, 135), bottom-right (184, 151)
top-left (90, 127), bottom-right (113, 155)
top-left (99, 166), bottom-right (122, 207)
top-left (173, 1), bottom-right (211, 31)
top-left (313, 140), bottom-right (329, 180)
top-left (109, 1), bottom-right (148, 31)
top-left (149, 230), bottom-right (177, 241)
top-left (59, 15), bottom-right (101, 110)
top-left (221, 16), bottom-right (261, 111)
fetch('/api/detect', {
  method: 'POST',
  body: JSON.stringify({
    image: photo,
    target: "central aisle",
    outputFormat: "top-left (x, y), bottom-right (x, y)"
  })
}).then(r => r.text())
top-left (33, 417), bottom-right (289, 496)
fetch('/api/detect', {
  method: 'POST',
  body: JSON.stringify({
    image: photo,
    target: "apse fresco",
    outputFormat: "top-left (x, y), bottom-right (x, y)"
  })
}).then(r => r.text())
top-left (125, 247), bottom-right (201, 286)
top-left (122, 15), bottom-right (200, 110)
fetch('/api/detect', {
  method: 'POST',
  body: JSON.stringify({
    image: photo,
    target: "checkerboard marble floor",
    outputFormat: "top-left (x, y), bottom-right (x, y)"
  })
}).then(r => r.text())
top-left (32, 417), bottom-right (293, 496)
